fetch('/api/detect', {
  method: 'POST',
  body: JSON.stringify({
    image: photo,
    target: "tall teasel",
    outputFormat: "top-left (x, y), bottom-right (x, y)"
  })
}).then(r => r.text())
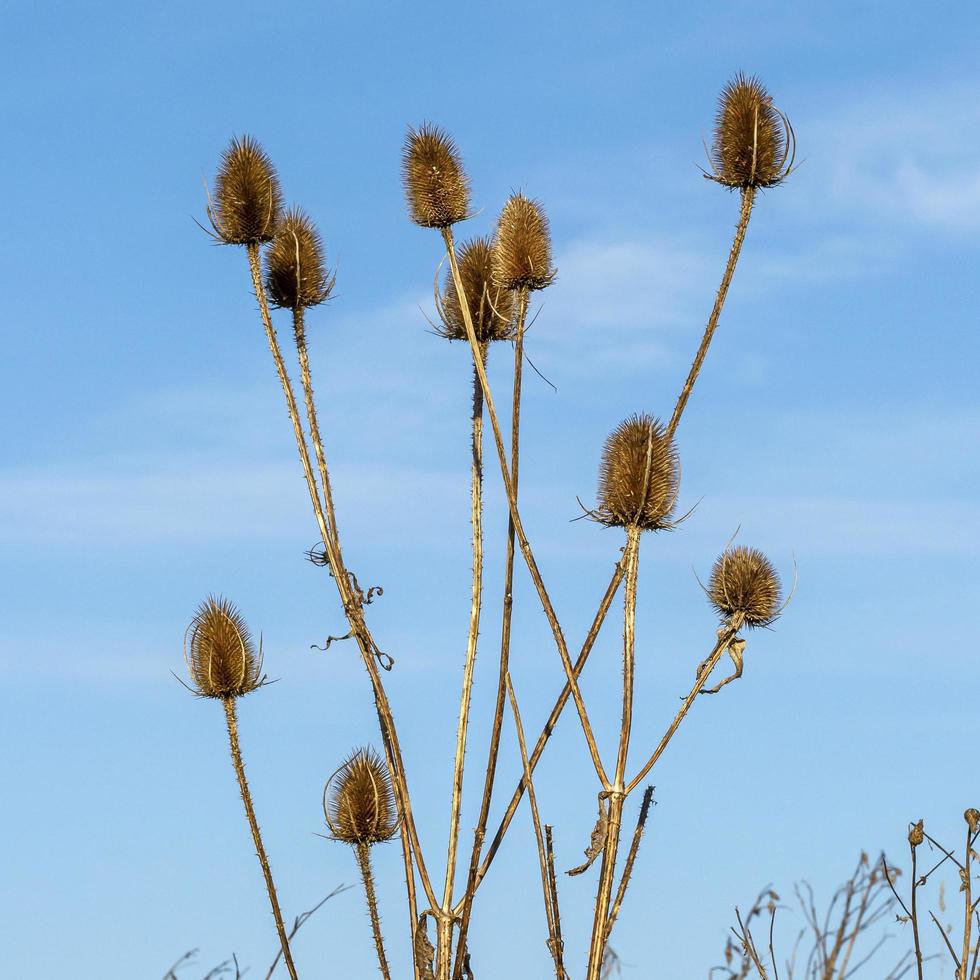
top-left (595, 414), bottom-right (679, 531)
top-left (265, 207), bottom-right (336, 310)
top-left (182, 597), bottom-right (299, 980)
top-left (492, 193), bottom-right (557, 292)
top-left (402, 123), bottom-right (470, 228)
top-left (185, 595), bottom-right (264, 698)
top-left (208, 135), bottom-right (285, 245)
top-left (707, 73), bottom-right (795, 190)
top-left (325, 748), bottom-right (398, 979)
top-left (437, 236), bottom-right (516, 342)
top-left (708, 545), bottom-right (782, 627)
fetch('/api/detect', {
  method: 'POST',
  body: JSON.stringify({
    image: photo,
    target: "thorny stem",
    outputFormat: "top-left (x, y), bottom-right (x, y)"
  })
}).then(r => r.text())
top-left (910, 843), bottom-right (924, 980)
top-left (605, 785), bottom-right (655, 948)
top-left (586, 525), bottom-right (642, 980)
top-left (356, 842), bottom-right (392, 980)
top-left (545, 825), bottom-right (566, 979)
top-left (442, 346), bottom-right (489, 936)
top-left (452, 289), bottom-right (530, 979)
top-left (469, 560), bottom-right (625, 899)
top-left (293, 302), bottom-right (421, 975)
top-left (222, 698), bottom-right (299, 980)
top-left (292, 308), bottom-right (342, 553)
top-left (506, 672), bottom-right (564, 979)
top-left (245, 245), bottom-right (438, 918)
top-left (625, 613), bottom-right (745, 796)
top-left (962, 825), bottom-right (974, 980)
top-left (440, 226), bottom-right (609, 789)
top-left (666, 186), bottom-right (756, 441)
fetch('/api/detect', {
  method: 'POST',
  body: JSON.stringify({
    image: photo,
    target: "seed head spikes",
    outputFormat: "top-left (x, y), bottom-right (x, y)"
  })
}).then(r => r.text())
top-left (595, 414), bottom-right (679, 531)
top-left (707, 73), bottom-right (795, 189)
top-left (324, 747), bottom-right (399, 846)
top-left (492, 193), bottom-right (557, 292)
top-left (265, 207), bottom-right (335, 310)
top-left (708, 546), bottom-right (782, 628)
top-left (437, 236), bottom-right (516, 342)
top-left (208, 135), bottom-right (284, 245)
top-left (402, 123), bottom-right (470, 229)
top-left (184, 596), bottom-right (264, 699)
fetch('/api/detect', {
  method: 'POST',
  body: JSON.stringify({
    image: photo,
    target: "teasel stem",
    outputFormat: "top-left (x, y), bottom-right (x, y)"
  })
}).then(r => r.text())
top-left (667, 186), bottom-right (756, 440)
top-left (506, 672), bottom-right (565, 979)
top-left (910, 840), bottom-right (924, 980)
top-left (442, 343), bottom-right (489, 924)
top-left (222, 697), bottom-right (299, 980)
top-left (962, 824), bottom-right (974, 980)
top-left (439, 226), bottom-right (608, 789)
top-left (466, 559), bottom-right (625, 900)
top-left (452, 288), bottom-right (530, 978)
top-left (244, 244), bottom-right (438, 921)
top-left (545, 825), bottom-right (566, 978)
top-left (292, 307), bottom-right (341, 552)
top-left (585, 524), bottom-right (642, 980)
top-left (625, 611), bottom-right (745, 796)
top-left (604, 785), bottom-right (654, 949)
top-left (355, 842), bottom-right (392, 980)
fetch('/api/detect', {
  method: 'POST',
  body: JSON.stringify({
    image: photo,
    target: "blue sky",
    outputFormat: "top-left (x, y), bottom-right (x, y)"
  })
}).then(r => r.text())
top-left (2, 1), bottom-right (979, 977)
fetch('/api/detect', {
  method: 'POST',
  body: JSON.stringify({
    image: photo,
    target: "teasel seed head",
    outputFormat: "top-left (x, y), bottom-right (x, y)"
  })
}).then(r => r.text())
top-left (965, 809), bottom-right (980, 835)
top-left (595, 414), bottom-right (679, 531)
top-left (437, 236), bottom-right (516, 342)
top-left (909, 819), bottom-right (925, 847)
top-left (264, 207), bottom-right (335, 310)
top-left (208, 135), bottom-right (284, 245)
top-left (402, 124), bottom-right (470, 228)
top-left (492, 193), bottom-right (557, 292)
top-left (324, 747), bottom-right (399, 846)
top-left (708, 547), bottom-right (782, 628)
top-left (708, 73), bottom-right (795, 189)
top-left (185, 595), bottom-right (264, 699)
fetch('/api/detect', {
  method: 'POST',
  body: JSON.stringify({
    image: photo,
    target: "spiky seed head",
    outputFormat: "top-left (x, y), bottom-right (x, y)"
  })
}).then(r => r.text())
top-left (209, 135), bottom-right (284, 245)
top-left (965, 809), bottom-right (980, 835)
top-left (492, 193), bottom-right (557, 291)
top-left (596, 414), bottom-right (679, 531)
top-left (438, 237), bottom-right (516, 342)
top-left (908, 819), bottom-right (925, 847)
top-left (185, 596), bottom-right (263, 698)
top-left (324, 747), bottom-right (399, 846)
top-left (264, 207), bottom-right (335, 310)
top-left (402, 124), bottom-right (470, 229)
top-left (709, 74), bottom-right (793, 189)
top-left (708, 547), bottom-right (782, 628)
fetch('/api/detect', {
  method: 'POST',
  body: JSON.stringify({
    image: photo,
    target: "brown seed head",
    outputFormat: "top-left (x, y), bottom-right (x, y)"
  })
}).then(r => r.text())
top-left (438, 236), bottom-right (516, 342)
top-left (492, 193), bottom-right (557, 291)
top-left (708, 546), bottom-right (782, 627)
top-left (709, 74), bottom-right (794, 189)
top-left (596, 414), bottom-right (679, 531)
top-left (909, 819), bottom-right (925, 847)
top-left (402, 124), bottom-right (470, 228)
top-left (185, 596), bottom-right (263, 698)
top-left (264, 207), bottom-right (335, 310)
top-left (209, 135), bottom-right (284, 245)
top-left (324, 747), bottom-right (399, 846)
top-left (965, 809), bottom-right (980, 835)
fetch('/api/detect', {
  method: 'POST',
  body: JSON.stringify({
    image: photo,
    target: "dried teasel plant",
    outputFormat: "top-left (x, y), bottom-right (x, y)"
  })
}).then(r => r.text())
top-left (492, 192), bottom-right (557, 292)
top-left (708, 546), bottom-right (782, 628)
top-left (324, 748), bottom-right (399, 980)
top-left (436, 236), bottom-right (516, 343)
top-left (182, 597), bottom-right (299, 980)
top-left (207, 134), bottom-right (284, 245)
top-left (188, 70), bottom-right (798, 980)
top-left (706, 72), bottom-right (796, 190)
top-left (402, 123), bottom-right (470, 229)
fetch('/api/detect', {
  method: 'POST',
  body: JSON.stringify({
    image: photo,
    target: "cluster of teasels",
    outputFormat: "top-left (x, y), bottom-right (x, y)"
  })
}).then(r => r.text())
top-left (181, 72), bottom-right (794, 979)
